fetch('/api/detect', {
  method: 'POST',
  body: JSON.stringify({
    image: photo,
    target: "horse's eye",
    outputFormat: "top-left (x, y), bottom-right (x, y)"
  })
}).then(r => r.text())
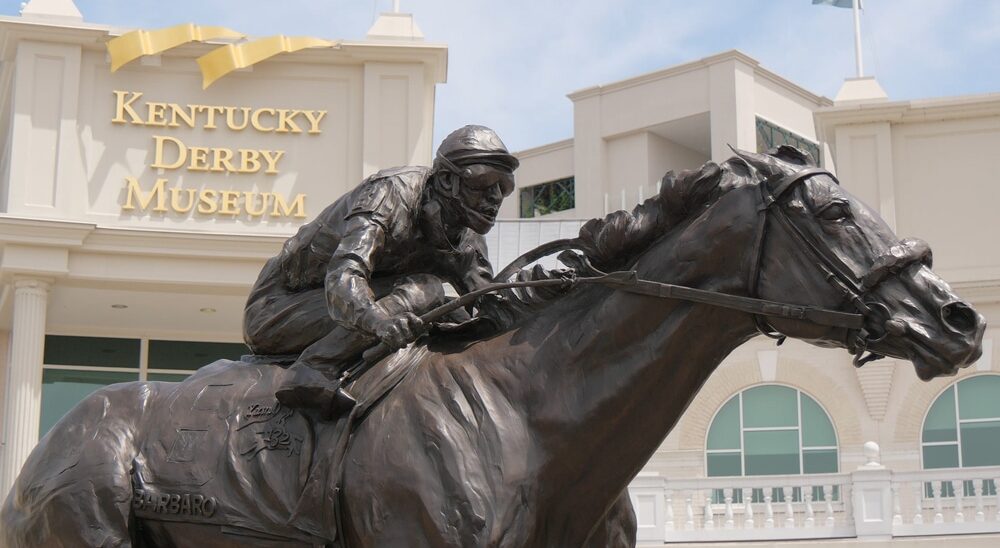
top-left (818, 202), bottom-right (851, 221)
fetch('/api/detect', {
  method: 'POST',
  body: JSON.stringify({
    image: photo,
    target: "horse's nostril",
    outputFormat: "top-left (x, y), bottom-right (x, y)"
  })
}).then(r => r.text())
top-left (941, 301), bottom-right (979, 334)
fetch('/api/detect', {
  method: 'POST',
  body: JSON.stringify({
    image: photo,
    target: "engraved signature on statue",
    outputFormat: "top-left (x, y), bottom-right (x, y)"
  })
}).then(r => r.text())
top-left (244, 402), bottom-right (282, 419)
top-left (237, 401), bottom-right (304, 459)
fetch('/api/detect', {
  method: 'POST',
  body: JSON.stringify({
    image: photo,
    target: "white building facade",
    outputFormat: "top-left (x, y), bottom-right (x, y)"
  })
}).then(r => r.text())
top-left (0, 3), bottom-right (998, 546)
top-left (0, 2), bottom-right (446, 494)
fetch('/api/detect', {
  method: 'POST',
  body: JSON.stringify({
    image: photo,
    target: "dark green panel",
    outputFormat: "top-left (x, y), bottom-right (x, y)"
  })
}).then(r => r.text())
top-left (40, 369), bottom-right (138, 436)
top-left (742, 385), bottom-right (798, 428)
top-left (801, 395), bottom-right (836, 447)
top-left (923, 386), bottom-right (957, 442)
top-left (957, 376), bottom-right (1000, 420)
top-left (707, 452), bottom-right (741, 477)
top-left (803, 448), bottom-right (838, 474)
top-left (707, 397), bottom-right (740, 450)
top-left (148, 340), bottom-right (248, 371)
top-left (43, 335), bottom-right (139, 368)
top-left (519, 177), bottom-right (575, 219)
top-left (744, 430), bottom-right (800, 475)
top-left (959, 421), bottom-right (1000, 467)
top-left (922, 444), bottom-right (959, 469)
top-left (147, 373), bottom-right (190, 383)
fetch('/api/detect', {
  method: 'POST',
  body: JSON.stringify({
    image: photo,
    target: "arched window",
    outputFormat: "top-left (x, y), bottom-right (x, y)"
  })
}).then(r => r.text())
top-left (921, 374), bottom-right (1000, 496)
top-left (706, 385), bottom-right (838, 502)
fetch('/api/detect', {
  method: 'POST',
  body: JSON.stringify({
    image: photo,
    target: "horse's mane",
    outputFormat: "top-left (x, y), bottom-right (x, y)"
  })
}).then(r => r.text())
top-left (577, 145), bottom-right (814, 270)
top-left (476, 145), bottom-right (815, 332)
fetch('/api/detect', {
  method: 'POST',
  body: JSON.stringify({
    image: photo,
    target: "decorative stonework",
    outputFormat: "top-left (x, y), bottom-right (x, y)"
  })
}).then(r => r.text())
top-left (855, 360), bottom-right (895, 421)
top-left (756, 349), bottom-right (777, 382)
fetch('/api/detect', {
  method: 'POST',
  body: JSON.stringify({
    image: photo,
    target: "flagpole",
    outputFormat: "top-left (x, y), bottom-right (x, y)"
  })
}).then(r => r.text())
top-left (852, 0), bottom-right (863, 77)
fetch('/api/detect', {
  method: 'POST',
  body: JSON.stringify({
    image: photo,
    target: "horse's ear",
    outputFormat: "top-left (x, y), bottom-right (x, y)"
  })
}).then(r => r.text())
top-left (727, 146), bottom-right (799, 180)
top-left (768, 144), bottom-right (816, 167)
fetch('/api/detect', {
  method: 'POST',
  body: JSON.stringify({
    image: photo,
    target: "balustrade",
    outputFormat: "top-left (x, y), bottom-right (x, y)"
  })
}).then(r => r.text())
top-left (628, 458), bottom-right (1000, 543)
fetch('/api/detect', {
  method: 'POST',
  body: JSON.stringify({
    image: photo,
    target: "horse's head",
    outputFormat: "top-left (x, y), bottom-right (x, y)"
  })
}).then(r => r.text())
top-left (735, 146), bottom-right (984, 380)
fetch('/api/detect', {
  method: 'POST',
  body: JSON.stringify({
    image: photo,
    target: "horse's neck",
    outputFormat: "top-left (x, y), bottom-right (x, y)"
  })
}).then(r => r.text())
top-left (503, 189), bottom-right (759, 530)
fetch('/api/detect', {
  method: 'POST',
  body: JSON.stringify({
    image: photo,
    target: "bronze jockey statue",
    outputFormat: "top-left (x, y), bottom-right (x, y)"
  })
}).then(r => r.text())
top-left (243, 125), bottom-right (519, 419)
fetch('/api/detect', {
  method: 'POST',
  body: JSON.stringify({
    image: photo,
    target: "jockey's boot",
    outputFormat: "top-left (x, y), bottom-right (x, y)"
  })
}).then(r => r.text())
top-left (275, 363), bottom-right (357, 421)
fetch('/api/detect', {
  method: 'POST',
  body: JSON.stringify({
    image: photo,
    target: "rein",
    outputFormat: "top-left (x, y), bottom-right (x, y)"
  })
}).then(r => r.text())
top-left (358, 164), bottom-right (927, 370)
top-left (356, 255), bottom-right (864, 368)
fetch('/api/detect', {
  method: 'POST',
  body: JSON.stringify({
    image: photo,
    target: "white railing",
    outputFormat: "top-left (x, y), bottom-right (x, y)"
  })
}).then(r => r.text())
top-left (629, 443), bottom-right (1000, 543)
top-left (630, 473), bottom-right (855, 542)
top-left (891, 468), bottom-right (1000, 536)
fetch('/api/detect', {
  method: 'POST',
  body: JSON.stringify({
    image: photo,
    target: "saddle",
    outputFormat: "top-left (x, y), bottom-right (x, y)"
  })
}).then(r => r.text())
top-left (130, 344), bottom-right (431, 545)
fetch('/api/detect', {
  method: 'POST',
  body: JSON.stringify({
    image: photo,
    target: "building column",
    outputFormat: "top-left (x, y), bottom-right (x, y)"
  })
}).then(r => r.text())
top-left (0, 277), bottom-right (51, 497)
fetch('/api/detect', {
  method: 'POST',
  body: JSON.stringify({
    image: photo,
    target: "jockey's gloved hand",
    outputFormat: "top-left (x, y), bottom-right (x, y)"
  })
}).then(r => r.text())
top-left (362, 308), bottom-right (425, 351)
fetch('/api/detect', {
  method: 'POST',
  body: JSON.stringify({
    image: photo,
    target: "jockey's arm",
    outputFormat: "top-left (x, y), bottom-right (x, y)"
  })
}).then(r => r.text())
top-left (466, 234), bottom-right (576, 332)
top-left (325, 216), bottom-right (422, 350)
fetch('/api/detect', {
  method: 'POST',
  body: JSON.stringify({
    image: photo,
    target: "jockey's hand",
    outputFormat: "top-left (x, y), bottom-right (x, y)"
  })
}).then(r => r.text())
top-left (368, 311), bottom-right (424, 351)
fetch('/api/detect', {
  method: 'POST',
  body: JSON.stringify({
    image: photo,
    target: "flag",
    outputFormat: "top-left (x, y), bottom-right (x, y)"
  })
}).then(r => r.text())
top-left (812, 0), bottom-right (862, 8)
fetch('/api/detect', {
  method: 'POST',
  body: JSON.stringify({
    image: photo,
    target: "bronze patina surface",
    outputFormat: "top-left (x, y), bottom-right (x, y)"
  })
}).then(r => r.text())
top-left (1, 146), bottom-right (984, 547)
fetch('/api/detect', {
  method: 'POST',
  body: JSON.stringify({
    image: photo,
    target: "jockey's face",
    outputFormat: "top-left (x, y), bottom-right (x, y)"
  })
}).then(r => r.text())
top-left (453, 164), bottom-right (514, 234)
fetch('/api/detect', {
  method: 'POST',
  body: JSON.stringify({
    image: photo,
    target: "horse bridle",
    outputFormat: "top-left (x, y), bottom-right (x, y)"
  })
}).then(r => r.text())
top-left (745, 165), bottom-right (931, 366)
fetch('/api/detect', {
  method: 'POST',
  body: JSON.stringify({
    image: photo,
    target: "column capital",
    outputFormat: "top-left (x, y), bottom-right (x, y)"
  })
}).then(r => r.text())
top-left (12, 277), bottom-right (53, 292)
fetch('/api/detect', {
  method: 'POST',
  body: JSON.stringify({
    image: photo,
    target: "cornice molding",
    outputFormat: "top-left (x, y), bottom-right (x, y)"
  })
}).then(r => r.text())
top-left (815, 93), bottom-right (1000, 127)
top-left (0, 217), bottom-right (283, 260)
top-left (567, 49), bottom-right (831, 107)
top-left (514, 138), bottom-right (574, 159)
top-left (0, 216), bottom-right (94, 246)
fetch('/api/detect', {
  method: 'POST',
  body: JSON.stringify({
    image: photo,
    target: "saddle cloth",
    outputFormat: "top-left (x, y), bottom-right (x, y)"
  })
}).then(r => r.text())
top-left (131, 344), bottom-right (431, 544)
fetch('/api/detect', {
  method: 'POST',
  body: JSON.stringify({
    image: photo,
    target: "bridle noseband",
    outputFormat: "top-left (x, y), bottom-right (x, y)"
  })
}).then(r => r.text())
top-left (745, 165), bottom-right (929, 366)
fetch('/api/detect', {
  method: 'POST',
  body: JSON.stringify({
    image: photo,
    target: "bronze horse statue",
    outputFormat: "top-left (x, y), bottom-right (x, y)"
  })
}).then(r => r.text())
top-left (2, 147), bottom-right (984, 547)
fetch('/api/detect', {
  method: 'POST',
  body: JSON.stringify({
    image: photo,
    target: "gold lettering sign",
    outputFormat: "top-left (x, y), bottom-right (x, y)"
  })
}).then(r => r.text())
top-left (114, 90), bottom-right (322, 220)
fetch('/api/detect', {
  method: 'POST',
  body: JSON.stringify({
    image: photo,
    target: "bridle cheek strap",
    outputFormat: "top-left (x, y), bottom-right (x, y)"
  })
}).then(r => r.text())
top-left (747, 166), bottom-right (871, 355)
top-left (745, 167), bottom-right (842, 343)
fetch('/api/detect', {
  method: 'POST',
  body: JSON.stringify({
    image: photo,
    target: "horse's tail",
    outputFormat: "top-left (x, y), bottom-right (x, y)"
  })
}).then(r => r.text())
top-left (1, 380), bottom-right (159, 547)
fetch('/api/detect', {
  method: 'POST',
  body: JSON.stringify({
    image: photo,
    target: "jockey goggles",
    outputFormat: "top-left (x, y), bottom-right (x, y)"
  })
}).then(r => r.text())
top-left (435, 153), bottom-right (516, 196)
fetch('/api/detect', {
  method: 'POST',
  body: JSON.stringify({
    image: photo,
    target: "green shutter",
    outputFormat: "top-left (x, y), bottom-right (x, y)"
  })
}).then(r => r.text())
top-left (707, 396), bottom-right (741, 450)
top-left (803, 448), bottom-right (838, 474)
top-left (744, 430), bottom-right (800, 475)
top-left (41, 369), bottom-right (138, 436)
top-left (44, 335), bottom-right (140, 368)
top-left (959, 421), bottom-right (1000, 467)
top-left (707, 452), bottom-right (742, 477)
top-left (923, 444), bottom-right (960, 469)
top-left (957, 376), bottom-right (1000, 420)
top-left (742, 385), bottom-right (798, 428)
top-left (801, 395), bottom-right (836, 447)
top-left (148, 340), bottom-right (247, 371)
top-left (923, 386), bottom-right (958, 443)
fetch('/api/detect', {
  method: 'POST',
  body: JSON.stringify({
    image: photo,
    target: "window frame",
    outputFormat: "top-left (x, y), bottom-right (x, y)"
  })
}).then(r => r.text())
top-left (754, 115), bottom-right (822, 167)
top-left (920, 373), bottom-right (1000, 470)
top-left (518, 176), bottom-right (576, 218)
top-left (40, 333), bottom-right (247, 436)
top-left (704, 383), bottom-right (840, 478)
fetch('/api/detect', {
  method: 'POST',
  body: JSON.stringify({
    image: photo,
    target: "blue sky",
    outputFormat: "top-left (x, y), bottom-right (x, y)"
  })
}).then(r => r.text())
top-left (7, 0), bottom-right (1000, 151)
